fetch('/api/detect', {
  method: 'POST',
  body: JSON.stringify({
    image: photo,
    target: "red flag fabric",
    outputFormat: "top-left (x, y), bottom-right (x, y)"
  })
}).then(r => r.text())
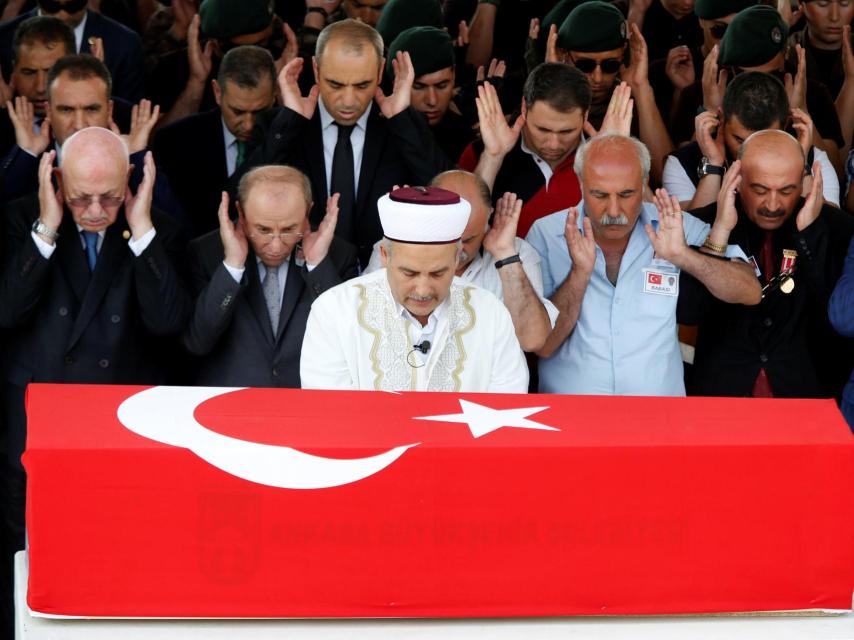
top-left (23, 385), bottom-right (854, 618)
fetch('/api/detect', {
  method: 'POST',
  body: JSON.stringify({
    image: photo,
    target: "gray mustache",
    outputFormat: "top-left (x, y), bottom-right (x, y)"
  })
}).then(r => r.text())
top-left (599, 214), bottom-right (630, 226)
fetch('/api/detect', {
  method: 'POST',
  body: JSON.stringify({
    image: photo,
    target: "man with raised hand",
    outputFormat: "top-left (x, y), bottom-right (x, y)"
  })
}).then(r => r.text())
top-left (684, 129), bottom-right (854, 398)
top-left (365, 170), bottom-right (558, 352)
top-left (526, 133), bottom-right (761, 395)
top-left (236, 18), bottom-right (452, 268)
top-left (301, 185), bottom-right (529, 393)
top-left (0, 127), bottom-right (191, 632)
top-left (182, 165), bottom-right (357, 388)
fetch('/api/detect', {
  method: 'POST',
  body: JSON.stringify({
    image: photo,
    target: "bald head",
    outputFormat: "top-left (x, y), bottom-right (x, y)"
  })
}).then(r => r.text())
top-left (575, 134), bottom-right (651, 185)
top-left (737, 130), bottom-right (806, 231)
top-left (56, 127), bottom-right (130, 232)
top-left (61, 126), bottom-right (129, 175)
top-left (238, 165), bottom-right (313, 210)
top-left (739, 129), bottom-right (804, 169)
top-left (238, 165), bottom-right (313, 268)
top-left (430, 170), bottom-right (492, 272)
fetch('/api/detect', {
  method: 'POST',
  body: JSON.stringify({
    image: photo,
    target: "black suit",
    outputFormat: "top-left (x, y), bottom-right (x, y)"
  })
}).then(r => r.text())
top-left (0, 196), bottom-right (192, 631)
top-left (236, 105), bottom-right (453, 267)
top-left (152, 108), bottom-right (229, 238)
top-left (0, 196), bottom-right (193, 460)
top-left (0, 9), bottom-right (145, 102)
top-left (182, 231), bottom-right (357, 388)
top-left (680, 201), bottom-right (854, 399)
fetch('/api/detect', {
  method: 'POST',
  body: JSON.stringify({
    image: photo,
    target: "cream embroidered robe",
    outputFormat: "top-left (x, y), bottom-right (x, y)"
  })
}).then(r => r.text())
top-left (300, 269), bottom-right (529, 393)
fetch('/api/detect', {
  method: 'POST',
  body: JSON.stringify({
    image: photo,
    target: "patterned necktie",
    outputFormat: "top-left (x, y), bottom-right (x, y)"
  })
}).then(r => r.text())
top-left (262, 266), bottom-right (280, 336)
top-left (235, 140), bottom-right (247, 169)
top-left (81, 230), bottom-right (98, 272)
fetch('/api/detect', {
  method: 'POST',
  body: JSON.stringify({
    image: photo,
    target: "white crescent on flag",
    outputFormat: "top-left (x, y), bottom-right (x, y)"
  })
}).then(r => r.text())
top-left (116, 386), bottom-right (419, 490)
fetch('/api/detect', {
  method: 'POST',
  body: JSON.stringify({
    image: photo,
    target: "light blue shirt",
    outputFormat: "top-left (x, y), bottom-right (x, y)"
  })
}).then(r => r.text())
top-left (526, 202), bottom-right (711, 397)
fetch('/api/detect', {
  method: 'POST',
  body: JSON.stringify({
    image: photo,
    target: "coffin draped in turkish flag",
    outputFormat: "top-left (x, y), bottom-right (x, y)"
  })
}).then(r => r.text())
top-left (23, 384), bottom-right (854, 617)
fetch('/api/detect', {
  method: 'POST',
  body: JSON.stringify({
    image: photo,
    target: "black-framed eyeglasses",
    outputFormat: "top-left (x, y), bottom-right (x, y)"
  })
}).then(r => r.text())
top-left (571, 56), bottom-right (622, 75)
top-left (709, 23), bottom-right (728, 39)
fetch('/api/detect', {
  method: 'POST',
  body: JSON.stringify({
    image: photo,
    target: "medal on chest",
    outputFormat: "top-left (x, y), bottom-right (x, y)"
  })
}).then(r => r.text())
top-left (761, 249), bottom-right (797, 298)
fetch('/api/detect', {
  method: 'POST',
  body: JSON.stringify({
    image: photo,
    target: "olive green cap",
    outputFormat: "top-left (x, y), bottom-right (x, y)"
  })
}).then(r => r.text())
top-left (387, 26), bottom-right (454, 78)
top-left (694, 0), bottom-right (758, 20)
top-left (558, 1), bottom-right (627, 53)
top-left (376, 0), bottom-right (444, 48)
top-left (718, 5), bottom-right (788, 68)
top-left (199, 0), bottom-right (274, 40)
top-left (538, 0), bottom-right (591, 54)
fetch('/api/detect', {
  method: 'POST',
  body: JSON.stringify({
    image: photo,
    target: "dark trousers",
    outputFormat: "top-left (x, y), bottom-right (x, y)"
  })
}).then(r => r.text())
top-left (1, 381), bottom-right (27, 639)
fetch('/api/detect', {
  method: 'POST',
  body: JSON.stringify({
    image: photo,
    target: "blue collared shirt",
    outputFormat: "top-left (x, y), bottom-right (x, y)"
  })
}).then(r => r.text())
top-left (526, 202), bottom-right (711, 396)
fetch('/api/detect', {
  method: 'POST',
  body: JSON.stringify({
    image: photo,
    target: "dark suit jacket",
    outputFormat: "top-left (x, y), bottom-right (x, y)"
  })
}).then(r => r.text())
top-left (0, 9), bottom-right (144, 102)
top-left (182, 231), bottom-right (358, 388)
top-left (235, 105), bottom-right (453, 267)
top-left (152, 108), bottom-right (228, 238)
top-left (680, 200), bottom-right (854, 399)
top-left (0, 196), bottom-right (193, 458)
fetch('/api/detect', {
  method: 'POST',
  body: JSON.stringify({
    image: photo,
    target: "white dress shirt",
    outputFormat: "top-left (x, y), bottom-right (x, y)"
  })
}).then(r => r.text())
top-left (318, 98), bottom-right (371, 197)
top-left (31, 225), bottom-right (156, 259)
top-left (72, 12), bottom-right (88, 53)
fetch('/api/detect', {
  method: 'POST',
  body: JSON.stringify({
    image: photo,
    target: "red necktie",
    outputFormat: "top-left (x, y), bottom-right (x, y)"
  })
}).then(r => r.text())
top-left (752, 231), bottom-right (774, 397)
top-left (759, 231), bottom-right (774, 284)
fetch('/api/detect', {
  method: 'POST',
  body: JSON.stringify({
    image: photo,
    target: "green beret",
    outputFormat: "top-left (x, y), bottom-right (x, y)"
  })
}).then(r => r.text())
top-left (376, 0), bottom-right (444, 47)
top-left (537, 0), bottom-right (591, 54)
top-left (387, 27), bottom-right (454, 78)
top-left (200, 0), bottom-right (273, 40)
top-left (718, 5), bottom-right (787, 68)
top-left (558, 1), bottom-right (627, 53)
top-left (694, 0), bottom-right (758, 20)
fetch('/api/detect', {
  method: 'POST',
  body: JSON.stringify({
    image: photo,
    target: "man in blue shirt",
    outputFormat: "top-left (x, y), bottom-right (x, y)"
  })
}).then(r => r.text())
top-left (527, 133), bottom-right (761, 395)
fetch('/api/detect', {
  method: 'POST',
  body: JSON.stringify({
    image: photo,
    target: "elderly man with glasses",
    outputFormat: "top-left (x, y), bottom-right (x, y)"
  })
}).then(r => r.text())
top-left (182, 164), bottom-right (357, 388)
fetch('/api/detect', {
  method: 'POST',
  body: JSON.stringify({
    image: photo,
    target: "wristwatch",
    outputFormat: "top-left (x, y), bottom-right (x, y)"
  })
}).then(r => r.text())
top-left (697, 157), bottom-right (725, 179)
top-left (31, 219), bottom-right (59, 241)
top-left (495, 254), bottom-right (521, 269)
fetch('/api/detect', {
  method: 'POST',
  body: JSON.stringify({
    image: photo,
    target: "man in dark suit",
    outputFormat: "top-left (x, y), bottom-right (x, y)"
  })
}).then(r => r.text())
top-left (183, 165), bottom-right (357, 387)
top-left (0, 15), bottom-right (75, 158)
top-left (0, 127), bottom-right (191, 633)
top-left (1, 54), bottom-right (188, 229)
top-left (153, 45), bottom-right (277, 238)
top-left (238, 18), bottom-right (453, 268)
top-left (0, 0), bottom-right (145, 102)
top-left (682, 130), bottom-right (854, 399)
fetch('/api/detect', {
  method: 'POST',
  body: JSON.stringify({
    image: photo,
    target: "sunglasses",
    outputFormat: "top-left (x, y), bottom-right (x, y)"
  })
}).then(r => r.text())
top-left (571, 56), bottom-right (622, 74)
top-left (709, 23), bottom-right (728, 39)
top-left (39, 0), bottom-right (88, 14)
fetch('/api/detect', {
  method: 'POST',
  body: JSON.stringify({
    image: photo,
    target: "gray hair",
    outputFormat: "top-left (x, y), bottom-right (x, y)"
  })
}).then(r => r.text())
top-left (574, 133), bottom-right (651, 185)
top-left (237, 165), bottom-right (312, 209)
top-left (315, 19), bottom-right (383, 69)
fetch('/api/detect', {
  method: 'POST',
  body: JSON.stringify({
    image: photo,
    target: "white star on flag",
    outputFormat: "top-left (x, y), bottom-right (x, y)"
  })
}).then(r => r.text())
top-left (413, 399), bottom-right (560, 439)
